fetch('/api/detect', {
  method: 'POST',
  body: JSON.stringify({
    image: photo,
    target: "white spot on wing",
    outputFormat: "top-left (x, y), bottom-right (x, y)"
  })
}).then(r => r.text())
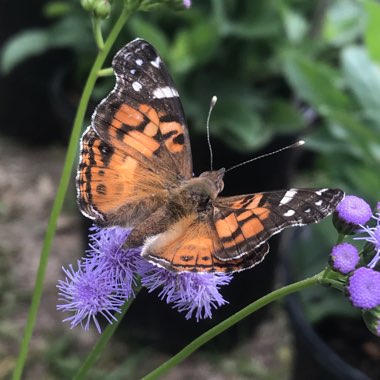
top-left (153, 86), bottom-right (179, 99)
top-left (315, 200), bottom-right (323, 206)
top-left (316, 189), bottom-right (328, 196)
top-left (284, 209), bottom-right (296, 217)
top-left (151, 56), bottom-right (161, 68)
top-left (132, 81), bottom-right (142, 92)
top-left (304, 208), bottom-right (311, 213)
top-left (280, 189), bottom-right (297, 205)
top-left (130, 69), bottom-right (136, 74)
top-left (136, 58), bottom-right (143, 66)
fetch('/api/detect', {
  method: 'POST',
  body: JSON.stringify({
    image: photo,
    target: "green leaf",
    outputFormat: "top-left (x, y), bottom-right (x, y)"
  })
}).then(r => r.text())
top-left (322, 0), bottom-right (365, 47)
top-left (171, 22), bottom-right (218, 74)
top-left (43, 1), bottom-right (73, 18)
top-left (324, 108), bottom-right (380, 164)
top-left (364, 0), bottom-right (380, 63)
top-left (213, 99), bottom-right (272, 152)
top-left (128, 17), bottom-right (170, 57)
top-left (265, 100), bottom-right (305, 134)
top-left (281, 8), bottom-right (308, 44)
top-left (282, 51), bottom-right (352, 111)
top-left (341, 46), bottom-right (380, 123)
top-left (1, 30), bottom-right (50, 74)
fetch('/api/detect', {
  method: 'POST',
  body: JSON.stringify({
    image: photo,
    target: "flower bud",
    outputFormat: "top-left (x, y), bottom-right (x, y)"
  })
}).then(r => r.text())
top-left (94, 0), bottom-right (112, 19)
top-left (362, 306), bottom-right (380, 337)
top-left (333, 195), bottom-right (372, 235)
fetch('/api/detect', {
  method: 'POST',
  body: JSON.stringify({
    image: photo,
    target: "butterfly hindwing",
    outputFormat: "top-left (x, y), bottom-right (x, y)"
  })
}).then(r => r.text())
top-left (213, 188), bottom-right (344, 261)
top-left (142, 213), bottom-right (270, 272)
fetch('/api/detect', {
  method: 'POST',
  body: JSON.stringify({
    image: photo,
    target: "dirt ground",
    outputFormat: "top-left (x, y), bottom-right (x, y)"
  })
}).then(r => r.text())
top-left (0, 137), bottom-right (293, 379)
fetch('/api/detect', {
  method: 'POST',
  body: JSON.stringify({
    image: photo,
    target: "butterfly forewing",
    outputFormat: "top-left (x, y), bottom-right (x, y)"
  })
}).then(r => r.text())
top-left (212, 188), bottom-right (344, 261)
top-left (93, 39), bottom-right (192, 180)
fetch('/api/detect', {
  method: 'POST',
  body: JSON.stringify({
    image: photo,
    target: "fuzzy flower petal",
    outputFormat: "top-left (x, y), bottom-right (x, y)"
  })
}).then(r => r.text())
top-left (333, 195), bottom-right (372, 234)
top-left (86, 226), bottom-right (141, 298)
top-left (330, 243), bottom-right (359, 274)
top-left (183, 0), bottom-right (191, 8)
top-left (335, 195), bottom-right (372, 225)
top-left (347, 267), bottom-right (380, 309)
top-left (137, 260), bottom-right (232, 321)
top-left (355, 212), bottom-right (380, 268)
top-left (57, 260), bottom-right (129, 332)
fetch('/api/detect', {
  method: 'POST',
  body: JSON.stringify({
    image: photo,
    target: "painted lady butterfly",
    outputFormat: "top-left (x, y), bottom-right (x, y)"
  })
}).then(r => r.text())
top-left (77, 39), bottom-right (344, 273)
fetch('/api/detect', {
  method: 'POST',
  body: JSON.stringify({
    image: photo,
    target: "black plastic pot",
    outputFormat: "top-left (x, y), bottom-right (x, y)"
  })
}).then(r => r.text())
top-left (286, 293), bottom-right (371, 380)
top-left (283, 229), bottom-right (373, 380)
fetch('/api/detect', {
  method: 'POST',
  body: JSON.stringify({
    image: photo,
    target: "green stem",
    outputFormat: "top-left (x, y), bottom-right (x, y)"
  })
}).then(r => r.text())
top-left (336, 232), bottom-right (346, 244)
top-left (142, 273), bottom-right (322, 380)
top-left (12, 6), bottom-right (133, 380)
top-left (322, 278), bottom-right (345, 291)
top-left (98, 67), bottom-right (114, 77)
top-left (92, 17), bottom-right (105, 50)
top-left (74, 283), bottom-right (142, 380)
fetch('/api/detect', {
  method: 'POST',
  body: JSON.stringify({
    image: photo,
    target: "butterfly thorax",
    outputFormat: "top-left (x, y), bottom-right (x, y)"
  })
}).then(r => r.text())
top-left (174, 168), bottom-right (225, 213)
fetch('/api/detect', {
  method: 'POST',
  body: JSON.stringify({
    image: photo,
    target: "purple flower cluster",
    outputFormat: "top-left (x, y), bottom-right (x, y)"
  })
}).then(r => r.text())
top-left (330, 195), bottom-right (380, 335)
top-left (57, 226), bottom-right (232, 332)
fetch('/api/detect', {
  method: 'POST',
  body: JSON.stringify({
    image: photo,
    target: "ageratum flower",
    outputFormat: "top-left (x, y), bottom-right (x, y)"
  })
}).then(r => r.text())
top-left (333, 195), bottom-right (372, 235)
top-left (58, 226), bottom-right (232, 331)
top-left (347, 267), bottom-right (380, 309)
top-left (85, 226), bottom-right (140, 299)
top-left (355, 210), bottom-right (380, 269)
top-left (137, 259), bottom-right (232, 321)
top-left (330, 243), bottom-right (359, 274)
top-left (57, 260), bottom-right (130, 333)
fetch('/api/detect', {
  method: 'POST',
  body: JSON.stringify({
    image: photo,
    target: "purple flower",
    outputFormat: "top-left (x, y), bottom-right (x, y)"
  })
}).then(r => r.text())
top-left (355, 212), bottom-right (380, 269)
top-left (333, 195), bottom-right (372, 234)
top-left (347, 267), bottom-right (380, 309)
top-left (183, 0), bottom-right (191, 8)
top-left (57, 260), bottom-right (129, 333)
top-left (58, 225), bottom-right (233, 331)
top-left (57, 227), bottom-right (141, 332)
top-left (86, 226), bottom-right (140, 298)
top-left (330, 243), bottom-right (359, 274)
top-left (137, 260), bottom-right (232, 321)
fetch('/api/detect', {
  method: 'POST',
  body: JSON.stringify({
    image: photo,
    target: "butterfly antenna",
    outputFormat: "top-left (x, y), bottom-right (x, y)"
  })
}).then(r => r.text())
top-left (225, 140), bottom-right (305, 173)
top-left (206, 96), bottom-right (217, 171)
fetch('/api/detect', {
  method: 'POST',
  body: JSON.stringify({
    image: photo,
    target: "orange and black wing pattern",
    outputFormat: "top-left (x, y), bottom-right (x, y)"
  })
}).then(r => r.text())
top-left (93, 38), bottom-right (192, 180)
top-left (142, 213), bottom-right (269, 273)
top-left (212, 188), bottom-right (344, 262)
top-left (77, 39), bottom-right (192, 225)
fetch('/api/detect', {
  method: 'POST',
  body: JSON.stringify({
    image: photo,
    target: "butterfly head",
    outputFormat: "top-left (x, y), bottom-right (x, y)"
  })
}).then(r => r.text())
top-left (199, 167), bottom-right (225, 195)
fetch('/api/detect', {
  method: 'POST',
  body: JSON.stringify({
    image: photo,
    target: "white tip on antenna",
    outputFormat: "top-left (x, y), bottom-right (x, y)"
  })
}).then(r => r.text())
top-left (211, 96), bottom-right (218, 107)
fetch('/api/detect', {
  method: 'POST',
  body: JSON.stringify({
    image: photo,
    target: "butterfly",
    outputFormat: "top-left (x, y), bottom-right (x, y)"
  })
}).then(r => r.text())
top-left (77, 38), bottom-right (344, 273)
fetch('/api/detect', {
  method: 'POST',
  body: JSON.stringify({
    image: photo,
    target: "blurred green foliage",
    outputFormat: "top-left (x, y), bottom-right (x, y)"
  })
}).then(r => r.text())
top-left (2, 0), bottom-right (379, 204)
